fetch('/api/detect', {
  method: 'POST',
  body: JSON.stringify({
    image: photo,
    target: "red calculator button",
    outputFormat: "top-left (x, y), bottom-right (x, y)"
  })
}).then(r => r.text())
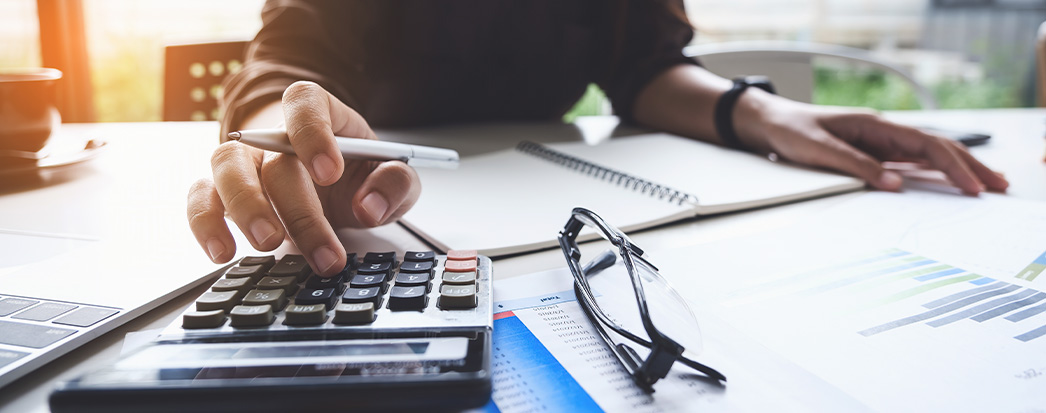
top-left (444, 259), bottom-right (477, 272)
top-left (447, 250), bottom-right (478, 261)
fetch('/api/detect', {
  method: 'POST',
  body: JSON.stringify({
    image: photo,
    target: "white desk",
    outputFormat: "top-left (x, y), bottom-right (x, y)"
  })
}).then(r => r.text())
top-left (0, 109), bottom-right (1043, 412)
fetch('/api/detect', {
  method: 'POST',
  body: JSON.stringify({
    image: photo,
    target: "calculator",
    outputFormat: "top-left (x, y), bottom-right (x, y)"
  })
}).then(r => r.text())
top-left (50, 250), bottom-right (493, 412)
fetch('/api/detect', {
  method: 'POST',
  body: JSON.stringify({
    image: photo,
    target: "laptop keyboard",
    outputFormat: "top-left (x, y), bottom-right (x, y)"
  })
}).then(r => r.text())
top-left (0, 296), bottom-right (120, 370)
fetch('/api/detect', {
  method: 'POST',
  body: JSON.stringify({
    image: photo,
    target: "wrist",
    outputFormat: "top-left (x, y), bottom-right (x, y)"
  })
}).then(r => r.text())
top-left (731, 86), bottom-right (782, 153)
top-left (714, 77), bottom-right (777, 152)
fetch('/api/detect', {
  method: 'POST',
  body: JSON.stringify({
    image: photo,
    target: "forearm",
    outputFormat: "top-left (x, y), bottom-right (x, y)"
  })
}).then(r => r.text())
top-left (632, 64), bottom-right (782, 152)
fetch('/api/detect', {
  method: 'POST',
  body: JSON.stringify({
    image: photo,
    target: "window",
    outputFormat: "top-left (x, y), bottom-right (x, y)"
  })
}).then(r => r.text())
top-left (0, 1), bottom-right (41, 69)
top-left (82, 0), bottom-right (264, 121)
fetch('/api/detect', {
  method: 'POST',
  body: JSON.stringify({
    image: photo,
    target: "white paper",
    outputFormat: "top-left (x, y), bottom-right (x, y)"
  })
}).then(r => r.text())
top-left (653, 190), bottom-right (1046, 412)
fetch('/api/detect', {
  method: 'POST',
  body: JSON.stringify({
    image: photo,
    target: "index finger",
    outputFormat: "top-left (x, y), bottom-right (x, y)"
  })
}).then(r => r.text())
top-left (282, 81), bottom-right (378, 187)
top-left (886, 128), bottom-right (985, 194)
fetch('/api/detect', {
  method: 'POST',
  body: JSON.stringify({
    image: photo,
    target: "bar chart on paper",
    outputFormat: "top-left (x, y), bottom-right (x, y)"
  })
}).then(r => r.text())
top-left (708, 247), bottom-right (1046, 412)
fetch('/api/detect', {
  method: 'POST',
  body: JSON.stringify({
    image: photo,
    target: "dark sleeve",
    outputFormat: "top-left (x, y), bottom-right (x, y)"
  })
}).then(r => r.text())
top-left (218, 0), bottom-right (361, 139)
top-left (595, 0), bottom-right (699, 123)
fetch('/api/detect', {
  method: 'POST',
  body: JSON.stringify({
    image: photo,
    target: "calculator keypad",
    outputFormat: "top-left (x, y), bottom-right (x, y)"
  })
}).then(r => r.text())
top-left (185, 251), bottom-right (488, 331)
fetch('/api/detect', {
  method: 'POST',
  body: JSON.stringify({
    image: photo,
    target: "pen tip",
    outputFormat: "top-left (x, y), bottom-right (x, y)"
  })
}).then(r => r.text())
top-left (227, 131), bottom-right (241, 140)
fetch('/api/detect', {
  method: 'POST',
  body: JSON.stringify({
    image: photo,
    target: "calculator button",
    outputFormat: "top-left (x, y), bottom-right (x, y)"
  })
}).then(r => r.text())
top-left (256, 276), bottom-right (300, 295)
top-left (295, 288), bottom-right (338, 309)
top-left (344, 252), bottom-right (359, 269)
top-left (444, 260), bottom-right (477, 273)
top-left (243, 289), bottom-right (287, 311)
top-left (342, 287), bottom-right (382, 306)
top-left (12, 303), bottom-right (77, 322)
top-left (388, 286), bottom-right (427, 311)
top-left (239, 255), bottom-right (276, 271)
top-left (442, 271), bottom-right (477, 285)
top-left (349, 273), bottom-right (387, 290)
top-left (212, 277), bottom-right (253, 293)
top-left (333, 302), bottom-right (375, 324)
top-left (306, 273), bottom-right (346, 293)
top-left (182, 309), bottom-right (227, 329)
top-left (394, 273), bottom-right (430, 289)
top-left (399, 260), bottom-right (434, 275)
top-left (357, 261), bottom-right (392, 275)
top-left (447, 250), bottom-right (477, 261)
top-left (363, 251), bottom-right (396, 263)
top-left (284, 304), bottom-right (327, 326)
top-left (225, 264), bottom-right (266, 280)
top-left (404, 251), bottom-right (435, 262)
top-left (229, 305), bottom-right (275, 327)
top-left (267, 255), bottom-right (311, 281)
top-left (0, 298), bottom-right (39, 316)
top-left (439, 284), bottom-right (477, 309)
top-left (196, 291), bottom-right (241, 312)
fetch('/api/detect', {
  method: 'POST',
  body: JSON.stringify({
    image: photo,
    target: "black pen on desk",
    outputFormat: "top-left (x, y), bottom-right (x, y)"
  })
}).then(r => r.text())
top-left (227, 128), bottom-right (460, 169)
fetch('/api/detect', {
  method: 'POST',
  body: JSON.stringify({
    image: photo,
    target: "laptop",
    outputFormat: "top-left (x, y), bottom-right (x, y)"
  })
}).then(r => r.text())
top-left (0, 125), bottom-right (236, 390)
top-left (0, 227), bottom-right (227, 389)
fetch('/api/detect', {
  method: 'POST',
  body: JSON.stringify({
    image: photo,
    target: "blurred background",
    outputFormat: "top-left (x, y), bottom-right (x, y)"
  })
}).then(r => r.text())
top-left (2, 0), bottom-right (1044, 123)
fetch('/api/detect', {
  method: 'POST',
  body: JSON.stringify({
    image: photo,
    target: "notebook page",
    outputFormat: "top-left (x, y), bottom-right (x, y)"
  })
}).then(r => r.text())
top-left (400, 146), bottom-right (693, 256)
top-left (547, 134), bottom-right (864, 214)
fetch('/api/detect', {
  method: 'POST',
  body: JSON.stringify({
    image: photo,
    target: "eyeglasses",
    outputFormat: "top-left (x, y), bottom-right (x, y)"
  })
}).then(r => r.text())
top-left (558, 207), bottom-right (725, 391)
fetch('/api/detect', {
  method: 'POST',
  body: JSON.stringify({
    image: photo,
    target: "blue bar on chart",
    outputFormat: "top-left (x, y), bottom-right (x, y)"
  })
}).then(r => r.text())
top-left (1015, 250), bottom-right (1046, 282)
top-left (485, 311), bottom-right (602, 412)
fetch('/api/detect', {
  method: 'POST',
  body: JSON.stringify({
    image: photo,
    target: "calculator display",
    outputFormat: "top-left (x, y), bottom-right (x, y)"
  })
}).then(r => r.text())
top-left (117, 338), bottom-right (467, 369)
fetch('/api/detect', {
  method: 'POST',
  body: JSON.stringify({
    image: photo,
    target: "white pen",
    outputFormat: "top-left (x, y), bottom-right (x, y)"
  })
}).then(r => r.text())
top-left (227, 128), bottom-right (459, 169)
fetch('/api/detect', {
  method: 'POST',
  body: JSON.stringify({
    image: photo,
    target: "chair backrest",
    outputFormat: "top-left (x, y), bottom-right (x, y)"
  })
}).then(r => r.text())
top-left (685, 41), bottom-right (938, 110)
top-left (163, 41), bottom-right (249, 121)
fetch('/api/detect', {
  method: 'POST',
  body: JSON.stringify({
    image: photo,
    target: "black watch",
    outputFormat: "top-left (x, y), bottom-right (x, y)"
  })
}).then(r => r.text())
top-left (714, 76), bottom-right (776, 151)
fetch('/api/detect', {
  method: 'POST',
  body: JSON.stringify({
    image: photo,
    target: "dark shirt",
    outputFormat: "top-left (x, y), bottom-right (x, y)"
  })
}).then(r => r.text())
top-left (220, 0), bottom-right (697, 134)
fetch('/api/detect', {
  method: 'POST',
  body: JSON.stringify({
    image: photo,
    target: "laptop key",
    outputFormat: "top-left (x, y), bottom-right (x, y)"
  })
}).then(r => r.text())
top-left (0, 298), bottom-right (40, 317)
top-left (53, 307), bottom-right (119, 327)
top-left (13, 303), bottom-right (77, 321)
top-left (0, 348), bottom-right (29, 369)
top-left (0, 320), bottom-right (77, 348)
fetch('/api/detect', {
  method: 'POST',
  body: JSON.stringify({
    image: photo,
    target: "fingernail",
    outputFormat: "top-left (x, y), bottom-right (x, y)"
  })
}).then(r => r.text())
top-left (877, 171), bottom-right (903, 189)
top-left (361, 192), bottom-right (389, 223)
top-left (206, 238), bottom-right (225, 262)
top-left (312, 155), bottom-right (336, 183)
top-left (313, 246), bottom-right (339, 274)
top-left (250, 220), bottom-right (277, 245)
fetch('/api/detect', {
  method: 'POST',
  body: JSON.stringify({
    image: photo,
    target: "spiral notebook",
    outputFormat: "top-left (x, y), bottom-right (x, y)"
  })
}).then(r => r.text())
top-left (400, 133), bottom-right (864, 256)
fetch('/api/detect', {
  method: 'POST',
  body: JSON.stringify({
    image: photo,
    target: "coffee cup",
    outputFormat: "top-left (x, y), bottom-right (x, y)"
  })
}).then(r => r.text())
top-left (0, 68), bottom-right (62, 154)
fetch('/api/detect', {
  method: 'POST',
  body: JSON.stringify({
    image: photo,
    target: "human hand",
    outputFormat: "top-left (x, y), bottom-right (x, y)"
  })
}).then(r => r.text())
top-left (735, 95), bottom-right (1009, 194)
top-left (187, 81), bottom-right (422, 276)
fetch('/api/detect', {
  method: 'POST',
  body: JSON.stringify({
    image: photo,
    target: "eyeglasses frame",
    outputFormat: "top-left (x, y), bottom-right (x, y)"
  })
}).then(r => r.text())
top-left (558, 207), bottom-right (725, 391)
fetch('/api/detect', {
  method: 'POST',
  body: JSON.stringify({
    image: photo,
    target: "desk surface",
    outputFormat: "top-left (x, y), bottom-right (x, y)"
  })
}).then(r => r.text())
top-left (1, 109), bottom-right (1043, 412)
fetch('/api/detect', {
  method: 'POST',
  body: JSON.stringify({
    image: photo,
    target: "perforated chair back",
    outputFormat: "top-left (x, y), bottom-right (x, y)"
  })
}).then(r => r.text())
top-left (163, 41), bottom-right (248, 121)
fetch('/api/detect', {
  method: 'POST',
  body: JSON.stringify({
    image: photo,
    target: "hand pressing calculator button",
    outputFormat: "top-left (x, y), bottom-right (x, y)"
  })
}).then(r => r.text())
top-left (53, 251), bottom-right (494, 413)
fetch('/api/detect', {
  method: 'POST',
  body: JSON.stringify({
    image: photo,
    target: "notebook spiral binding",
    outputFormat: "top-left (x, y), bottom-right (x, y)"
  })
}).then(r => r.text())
top-left (516, 141), bottom-right (699, 205)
